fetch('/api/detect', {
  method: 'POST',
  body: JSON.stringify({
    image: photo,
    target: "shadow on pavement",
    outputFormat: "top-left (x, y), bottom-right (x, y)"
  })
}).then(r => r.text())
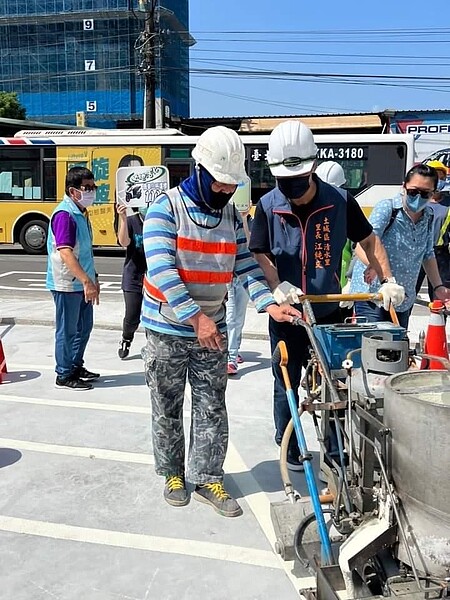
top-left (227, 452), bottom-right (323, 500)
top-left (229, 351), bottom-right (271, 377)
top-left (0, 370), bottom-right (41, 384)
top-left (94, 371), bottom-right (146, 388)
top-left (0, 448), bottom-right (22, 469)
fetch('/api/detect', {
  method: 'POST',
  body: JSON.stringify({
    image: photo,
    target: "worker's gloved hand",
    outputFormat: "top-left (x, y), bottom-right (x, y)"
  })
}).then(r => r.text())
top-left (339, 281), bottom-right (354, 309)
top-left (376, 279), bottom-right (405, 310)
top-left (273, 281), bottom-right (304, 305)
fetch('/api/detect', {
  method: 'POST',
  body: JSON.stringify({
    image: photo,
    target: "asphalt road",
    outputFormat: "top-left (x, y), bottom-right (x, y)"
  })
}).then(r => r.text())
top-left (0, 244), bottom-right (430, 316)
top-left (0, 244), bottom-right (125, 301)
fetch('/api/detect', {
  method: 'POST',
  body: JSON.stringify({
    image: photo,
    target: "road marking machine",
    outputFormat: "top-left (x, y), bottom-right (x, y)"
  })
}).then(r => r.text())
top-left (270, 294), bottom-right (450, 600)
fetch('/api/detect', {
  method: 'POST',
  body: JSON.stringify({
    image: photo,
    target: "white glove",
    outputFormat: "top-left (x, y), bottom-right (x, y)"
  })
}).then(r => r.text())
top-left (377, 279), bottom-right (405, 310)
top-left (273, 281), bottom-right (304, 305)
top-left (339, 281), bottom-right (354, 309)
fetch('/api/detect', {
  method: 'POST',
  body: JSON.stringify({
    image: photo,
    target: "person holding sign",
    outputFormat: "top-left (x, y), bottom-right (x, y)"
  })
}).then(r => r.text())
top-left (142, 126), bottom-right (301, 518)
top-left (116, 203), bottom-right (147, 359)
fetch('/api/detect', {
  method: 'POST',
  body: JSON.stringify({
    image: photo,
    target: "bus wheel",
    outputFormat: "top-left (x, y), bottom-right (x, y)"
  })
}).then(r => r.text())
top-left (19, 219), bottom-right (48, 254)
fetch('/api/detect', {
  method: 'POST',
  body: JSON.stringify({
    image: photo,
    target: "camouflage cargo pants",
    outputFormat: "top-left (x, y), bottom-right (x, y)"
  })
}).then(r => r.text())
top-left (144, 329), bottom-right (228, 484)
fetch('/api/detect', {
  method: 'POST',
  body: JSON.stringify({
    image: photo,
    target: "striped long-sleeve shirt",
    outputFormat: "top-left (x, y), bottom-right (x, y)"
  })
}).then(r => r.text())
top-left (142, 190), bottom-right (276, 337)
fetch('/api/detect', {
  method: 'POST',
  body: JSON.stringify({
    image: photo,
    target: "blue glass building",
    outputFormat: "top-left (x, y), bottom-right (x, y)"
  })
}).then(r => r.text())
top-left (0, 0), bottom-right (191, 128)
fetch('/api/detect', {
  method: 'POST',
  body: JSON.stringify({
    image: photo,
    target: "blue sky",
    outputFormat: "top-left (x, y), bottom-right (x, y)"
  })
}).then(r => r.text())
top-left (188, 0), bottom-right (450, 118)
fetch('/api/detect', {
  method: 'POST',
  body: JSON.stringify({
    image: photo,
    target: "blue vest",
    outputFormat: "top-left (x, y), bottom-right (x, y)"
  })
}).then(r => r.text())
top-left (259, 179), bottom-right (347, 317)
top-left (46, 196), bottom-right (96, 292)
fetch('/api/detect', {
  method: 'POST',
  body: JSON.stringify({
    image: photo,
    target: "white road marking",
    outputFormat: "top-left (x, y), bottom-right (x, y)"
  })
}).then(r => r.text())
top-left (0, 271), bottom-right (122, 293)
top-left (0, 394), bottom-right (150, 415)
top-left (7, 362), bottom-right (143, 376)
top-left (0, 515), bottom-right (283, 570)
top-left (0, 437), bottom-right (154, 465)
top-left (225, 442), bottom-right (316, 592)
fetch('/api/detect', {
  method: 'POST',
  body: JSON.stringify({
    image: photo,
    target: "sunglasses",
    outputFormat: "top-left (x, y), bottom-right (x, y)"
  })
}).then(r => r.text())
top-left (78, 185), bottom-right (98, 192)
top-left (267, 155), bottom-right (317, 168)
top-left (405, 188), bottom-right (434, 199)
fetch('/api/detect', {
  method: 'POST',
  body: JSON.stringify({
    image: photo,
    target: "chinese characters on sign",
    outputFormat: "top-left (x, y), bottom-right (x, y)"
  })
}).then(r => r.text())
top-left (314, 218), bottom-right (331, 269)
top-left (116, 166), bottom-right (169, 208)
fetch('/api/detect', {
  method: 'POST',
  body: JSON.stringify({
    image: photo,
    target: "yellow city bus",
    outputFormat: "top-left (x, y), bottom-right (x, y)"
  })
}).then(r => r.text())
top-left (0, 129), bottom-right (414, 254)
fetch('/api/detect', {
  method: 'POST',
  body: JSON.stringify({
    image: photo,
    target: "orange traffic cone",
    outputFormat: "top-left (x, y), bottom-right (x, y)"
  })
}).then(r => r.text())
top-left (0, 338), bottom-right (7, 384)
top-left (421, 300), bottom-right (449, 370)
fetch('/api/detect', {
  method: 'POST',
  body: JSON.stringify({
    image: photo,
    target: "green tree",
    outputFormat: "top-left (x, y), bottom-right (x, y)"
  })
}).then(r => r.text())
top-left (0, 92), bottom-right (26, 119)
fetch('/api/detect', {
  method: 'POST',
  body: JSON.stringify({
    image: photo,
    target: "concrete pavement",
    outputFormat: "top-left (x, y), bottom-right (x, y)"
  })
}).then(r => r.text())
top-left (0, 293), bottom-right (443, 599)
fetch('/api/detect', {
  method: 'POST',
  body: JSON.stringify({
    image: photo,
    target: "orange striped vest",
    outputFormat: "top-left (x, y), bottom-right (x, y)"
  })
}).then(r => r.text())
top-left (144, 188), bottom-right (237, 323)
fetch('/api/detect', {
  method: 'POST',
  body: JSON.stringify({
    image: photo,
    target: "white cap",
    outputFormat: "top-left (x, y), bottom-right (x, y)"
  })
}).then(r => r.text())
top-left (267, 120), bottom-right (318, 177)
top-left (191, 126), bottom-right (247, 185)
top-left (315, 161), bottom-right (346, 187)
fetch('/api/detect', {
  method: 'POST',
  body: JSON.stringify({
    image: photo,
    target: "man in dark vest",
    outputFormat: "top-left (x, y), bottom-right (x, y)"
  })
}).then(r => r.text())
top-left (249, 120), bottom-right (405, 470)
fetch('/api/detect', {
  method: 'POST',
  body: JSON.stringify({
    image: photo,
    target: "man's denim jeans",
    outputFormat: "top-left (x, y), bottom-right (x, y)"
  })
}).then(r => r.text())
top-left (51, 290), bottom-right (94, 377)
top-left (354, 301), bottom-right (409, 330)
top-left (225, 278), bottom-right (249, 365)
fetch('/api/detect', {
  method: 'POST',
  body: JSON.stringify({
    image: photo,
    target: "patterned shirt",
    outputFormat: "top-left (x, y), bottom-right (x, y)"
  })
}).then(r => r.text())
top-left (142, 191), bottom-right (275, 337)
top-left (350, 194), bottom-right (434, 312)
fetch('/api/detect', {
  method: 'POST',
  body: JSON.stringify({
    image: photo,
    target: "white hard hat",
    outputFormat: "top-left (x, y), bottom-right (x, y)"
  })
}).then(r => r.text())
top-left (316, 161), bottom-right (346, 187)
top-left (267, 120), bottom-right (318, 177)
top-left (191, 126), bottom-right (247, 185)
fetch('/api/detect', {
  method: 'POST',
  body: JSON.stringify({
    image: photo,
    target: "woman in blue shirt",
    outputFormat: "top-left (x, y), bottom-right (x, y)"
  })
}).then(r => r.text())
top-left (351, 164), bottom-right (450, 329)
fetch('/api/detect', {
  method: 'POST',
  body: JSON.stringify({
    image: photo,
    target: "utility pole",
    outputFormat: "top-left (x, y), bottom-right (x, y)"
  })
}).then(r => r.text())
top-left (138, 0), bottom-right (158, 129)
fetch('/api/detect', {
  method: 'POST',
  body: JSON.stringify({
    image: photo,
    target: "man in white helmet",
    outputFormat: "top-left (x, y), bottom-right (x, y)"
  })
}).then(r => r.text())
top-left (249, 120), bottom-right (404, 470)
top-left (315, 161), bottom-right (346, 188)
top-left (142, 126), bottom-right (301, 517)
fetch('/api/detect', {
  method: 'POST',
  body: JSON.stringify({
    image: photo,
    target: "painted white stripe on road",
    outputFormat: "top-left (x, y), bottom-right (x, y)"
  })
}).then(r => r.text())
top-left (226, 441), bottom-right (316, 593)
top-left (7, 363), bottom-right (143, 376)
top-left (0, 515), bottom-right (282, 570)
top-left (0, 394), bottom-right (150, 414)
top-left (0, 391), bottom-right (270, 422)
top-left (0, 437), bottom-right (154, 465)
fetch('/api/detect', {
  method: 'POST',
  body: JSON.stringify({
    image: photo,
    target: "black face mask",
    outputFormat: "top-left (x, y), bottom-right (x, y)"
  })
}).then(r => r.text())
top-left (277, 175), bottom-right (311, 200)
top-left (204, 189), bottom-right (236, 211)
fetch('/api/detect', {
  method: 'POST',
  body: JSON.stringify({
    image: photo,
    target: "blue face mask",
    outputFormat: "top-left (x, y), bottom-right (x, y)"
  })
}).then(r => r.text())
top-left (437, 179), bottom-right (446, 192)
top-left (405, 193), bottom-right (430, 213)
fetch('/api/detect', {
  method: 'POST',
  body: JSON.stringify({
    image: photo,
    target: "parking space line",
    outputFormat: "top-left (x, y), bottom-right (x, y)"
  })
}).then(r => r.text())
top-left (0, 394), bottom-right (270, 422)
top-left (226, 441), bottom-right (315, 593)
top-left (7, 363), bottom-right (144, 376)
top-left (0, 515), bottom-right (282, 570)
top-left (0, 394), bottom-right (150, 414)
top-left (0, 437), bottom-right (154, 465)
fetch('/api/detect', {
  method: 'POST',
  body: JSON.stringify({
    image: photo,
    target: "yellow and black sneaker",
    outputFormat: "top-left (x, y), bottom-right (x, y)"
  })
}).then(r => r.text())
top-left (164, 475), bottom-right (189, 507)
top-left (193, 482), bottom-right (243, 518)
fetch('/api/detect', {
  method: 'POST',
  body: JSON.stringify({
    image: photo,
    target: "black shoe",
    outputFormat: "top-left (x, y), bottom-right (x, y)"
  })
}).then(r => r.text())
top-left (287, 453), bottom-right (305, 472)
top-left (55, 376), bottom-right (93, 391)
top-left (194, 482), bottom-right (243, 517)
top-left (73, 366), bottom-right (100, 381)
top-left (118, 339), bottom-right (131, 359)
top-left (164, 475), bottom-right (189, 507)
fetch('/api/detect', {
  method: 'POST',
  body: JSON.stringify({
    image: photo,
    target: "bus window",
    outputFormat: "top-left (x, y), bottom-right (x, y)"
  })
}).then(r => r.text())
top-left (0, 147), bottom-right (42, 201)
top-left (247, 141), bottom-right (408, 204)
top-left (164, 158), bottom-right (194, 188)
top-left (247, 145), bottom-right (273, 203)
top-left (43, 160), bottom-right (57, 202)
top-left (317, 143), bottom-right (407, 197)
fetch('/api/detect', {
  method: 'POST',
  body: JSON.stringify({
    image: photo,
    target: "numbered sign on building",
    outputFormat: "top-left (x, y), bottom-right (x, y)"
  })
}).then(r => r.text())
top-left (86, 100), bottom-right (97, 112)
top-left (83, 19), bottom-right (94, 30)
top-left (84, 60), bottom-right (96, 71)
top-left (116, 165), bottom-right (169, 208)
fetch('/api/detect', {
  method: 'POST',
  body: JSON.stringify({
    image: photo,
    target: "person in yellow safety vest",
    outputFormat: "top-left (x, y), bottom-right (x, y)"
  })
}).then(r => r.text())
top-left (415, 160), bottom-right (450, 300)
